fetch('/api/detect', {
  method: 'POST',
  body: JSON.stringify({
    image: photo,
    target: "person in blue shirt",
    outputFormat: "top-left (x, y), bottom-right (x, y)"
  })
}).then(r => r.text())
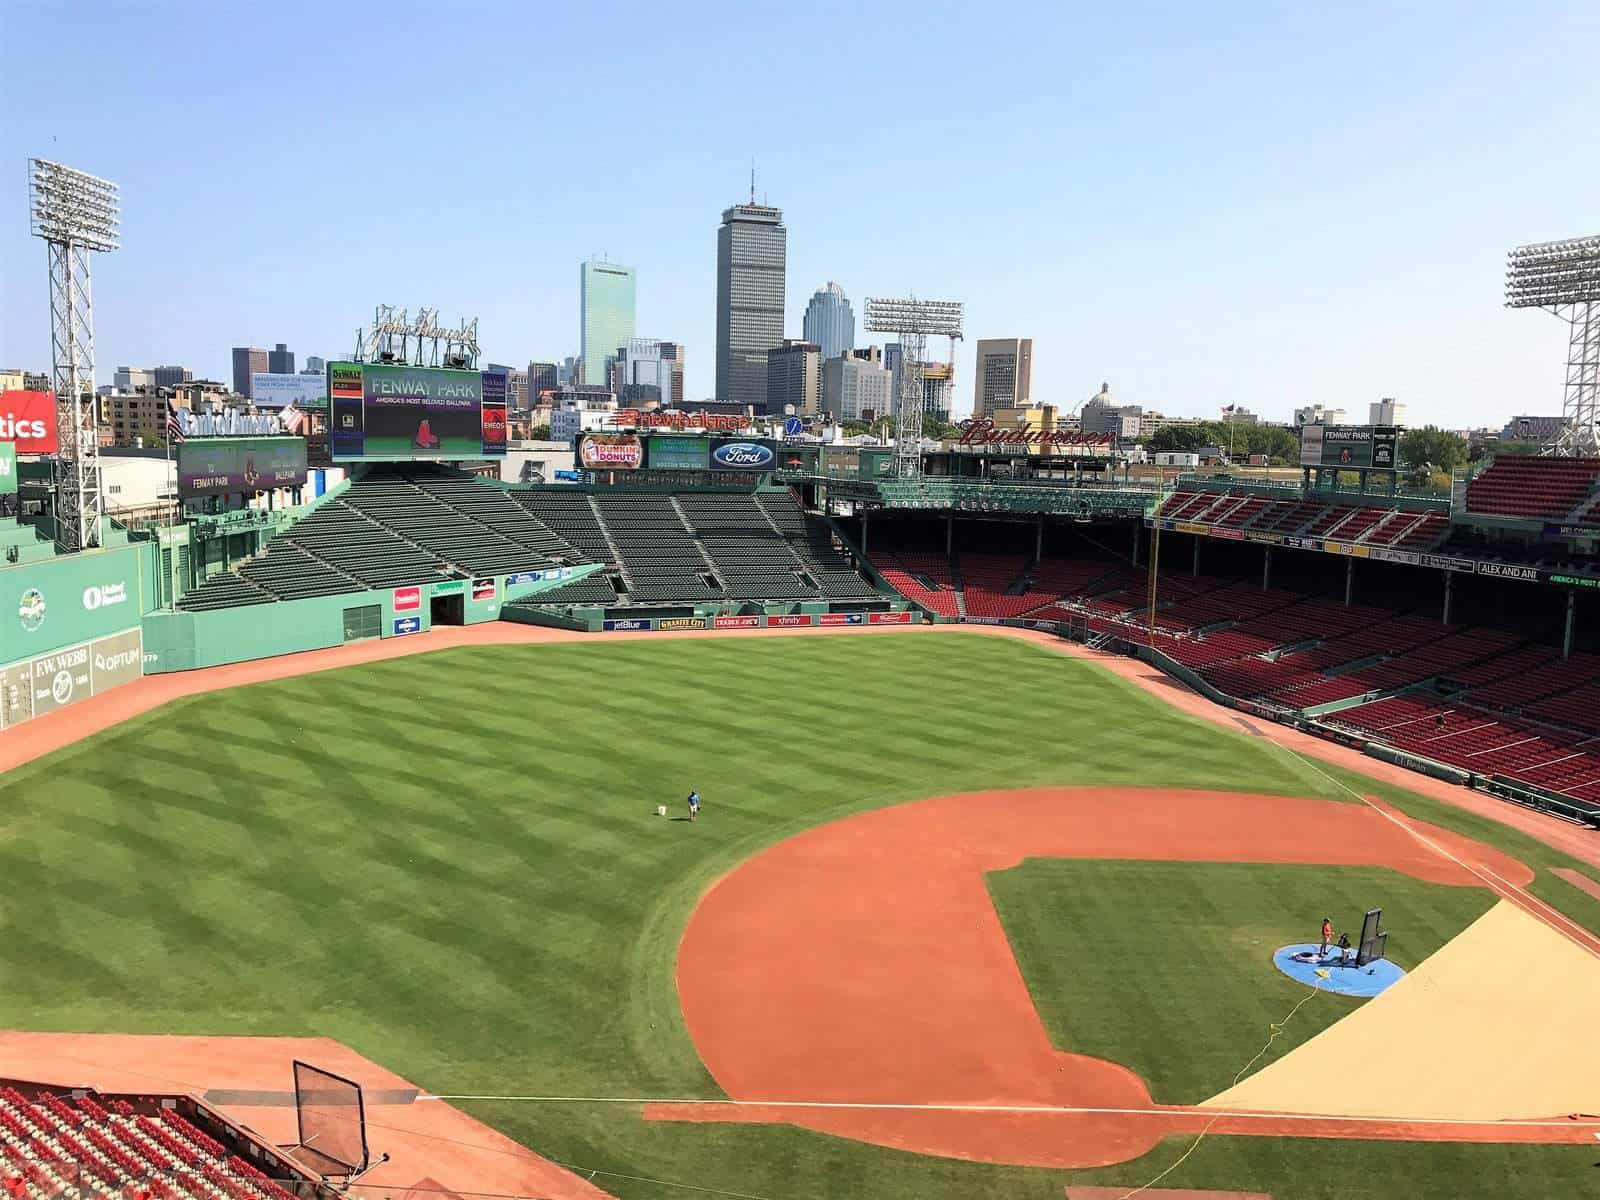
top-left (687, 791), bottom-right (701, 822)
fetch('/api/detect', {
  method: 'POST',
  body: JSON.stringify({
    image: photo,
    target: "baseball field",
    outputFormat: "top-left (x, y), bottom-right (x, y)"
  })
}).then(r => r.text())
top-left (4, 631), bottom-right (1600, 1199)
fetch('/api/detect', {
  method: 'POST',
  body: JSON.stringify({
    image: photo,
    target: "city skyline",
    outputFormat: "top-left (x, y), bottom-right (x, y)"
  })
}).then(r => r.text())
top-left (2, 3), bottom-right (1598, 428)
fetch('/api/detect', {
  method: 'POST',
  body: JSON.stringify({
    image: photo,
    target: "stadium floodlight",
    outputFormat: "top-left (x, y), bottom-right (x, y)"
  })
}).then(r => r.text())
top-left (29, 158), bottom-right (121, 551)
top-left (864, 297), bottom-right (964, 478)
top-left (1505, 234), bottom-right (1600, 456)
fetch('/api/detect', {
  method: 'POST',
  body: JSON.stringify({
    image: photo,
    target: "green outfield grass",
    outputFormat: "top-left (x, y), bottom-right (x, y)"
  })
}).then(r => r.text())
top-left (988, 860), bottom-right (1498, 1103)
top-left (2, 632), bottom-right (1598, 1200)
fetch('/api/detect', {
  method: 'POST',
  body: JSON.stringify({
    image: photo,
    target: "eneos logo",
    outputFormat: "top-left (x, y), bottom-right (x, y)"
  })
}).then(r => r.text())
top-left (18, 587), bottom-right (45, 633)
top-left (711, 441), bottom-right (774, 469)
top-left (81, 582), bottom-right (128, 610)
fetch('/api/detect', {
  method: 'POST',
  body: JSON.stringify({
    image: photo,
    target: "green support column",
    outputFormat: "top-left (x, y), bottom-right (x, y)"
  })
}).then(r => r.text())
top-left (1345, 557), bottom-right (1355, 606)
top-left (1192, 536), bottom-right (1200, 578)
top-left (1262, 546), bottom-right (1272, 591)
top-left (1563, 589), bottom-right (1576, 659)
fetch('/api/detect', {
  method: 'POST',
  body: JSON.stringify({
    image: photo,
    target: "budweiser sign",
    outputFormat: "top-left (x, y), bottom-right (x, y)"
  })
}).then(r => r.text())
top-left (956, 418), bottom-right (1113, 452)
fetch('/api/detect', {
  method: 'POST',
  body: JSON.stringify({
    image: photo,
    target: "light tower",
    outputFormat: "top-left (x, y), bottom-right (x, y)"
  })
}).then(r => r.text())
top-left (863, 297), bottom-right (963, 477)
top-left (28, 159), bottom-right (120, 550)
top-left (1505, 234), bottom-right (1600, 456)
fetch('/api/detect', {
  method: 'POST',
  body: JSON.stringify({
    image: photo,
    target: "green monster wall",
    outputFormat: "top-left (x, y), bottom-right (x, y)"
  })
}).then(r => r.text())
top-left (139, 565), bottom-right (603, 672)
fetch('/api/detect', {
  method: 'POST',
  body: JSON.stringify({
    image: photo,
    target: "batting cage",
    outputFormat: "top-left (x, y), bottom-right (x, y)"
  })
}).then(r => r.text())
top-left (290, 1060), bottom-right (370, 1178)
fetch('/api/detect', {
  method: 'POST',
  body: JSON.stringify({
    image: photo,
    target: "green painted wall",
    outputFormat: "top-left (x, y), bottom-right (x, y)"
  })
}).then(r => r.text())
top-left (141, 564), bottom-right (603, 672)
top-left (0, 542), bottom-right (159, 667)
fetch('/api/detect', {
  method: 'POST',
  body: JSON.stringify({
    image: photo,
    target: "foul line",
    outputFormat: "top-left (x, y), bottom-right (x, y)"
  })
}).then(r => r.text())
top-left (1264, 736), bottom-right (1600, 962)
top-left (415, 1094), bottom-right (1598, 1129)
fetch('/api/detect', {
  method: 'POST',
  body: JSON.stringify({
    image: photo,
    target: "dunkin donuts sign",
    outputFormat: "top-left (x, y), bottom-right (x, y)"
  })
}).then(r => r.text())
top-left (579, 433), bottom-right (643, 470)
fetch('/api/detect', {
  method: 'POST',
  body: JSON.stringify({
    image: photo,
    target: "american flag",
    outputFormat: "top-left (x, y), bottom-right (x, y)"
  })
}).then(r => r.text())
top-left (1220, 404), bottom-right (1236, 416)
top-left (165, 402), bottom-right (187, 444)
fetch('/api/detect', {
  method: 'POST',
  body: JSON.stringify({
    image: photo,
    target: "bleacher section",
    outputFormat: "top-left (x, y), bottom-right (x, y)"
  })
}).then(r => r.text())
top-left (0, 1086), bottom-right (312, 1200)
top-left (1466, 455), bottom-right (1600, 524)
top-left (502, 487), bottom-right (881, 607)
top-left (179, 466), bottom-right (577, 612)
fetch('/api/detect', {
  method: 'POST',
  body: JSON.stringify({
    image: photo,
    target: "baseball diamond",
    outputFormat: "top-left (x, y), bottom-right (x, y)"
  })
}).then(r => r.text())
top-left (5, 456), bottom-right (1600, 1200)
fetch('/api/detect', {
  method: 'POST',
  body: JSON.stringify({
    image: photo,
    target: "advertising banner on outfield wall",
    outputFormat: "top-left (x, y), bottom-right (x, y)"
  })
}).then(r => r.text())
top-left (1, 544), bottom-right (144, 667)
top-left (0, 442), bottom-right (14, 496)
top-left (819, 612), bottom-right (864, 626)
top-left (604, 617), bottom-right (655, 632)
top-left (766, 614), bottom-right (814, 627)
top-left (868, 611), bottom-right (914, 624)
top-left (0, 626), bottom-right (143, 731)
top-left (714, 615), bottom-right (761, 628)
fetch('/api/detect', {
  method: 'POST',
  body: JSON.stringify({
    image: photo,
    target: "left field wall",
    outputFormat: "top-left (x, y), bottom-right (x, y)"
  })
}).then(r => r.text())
top-left (0, 546), bottom-right (602, 731)
top-left (0, 542), bottom-right (155, 732)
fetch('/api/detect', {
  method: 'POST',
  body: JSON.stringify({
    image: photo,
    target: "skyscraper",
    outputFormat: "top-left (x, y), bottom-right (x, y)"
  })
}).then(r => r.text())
top-left (268, 343), bottom-right (295, 374)
top-left (231, 347), bottom-right (268, 396)
top-left (802, 282), bottom-right (854, 362)
top-left (766, 340), bottom-right (822, 415)
top-left (153, 365), bottom-right (193, 388)
top-left (715, 197), bottom-right (786, 408)
top-left (616, 340), bottom-right (686, 408)
top-left (973, 338), bottom-right (1033, 417)
top-left (823, 352), bottom-right (892, 422)
top-left (580, 260), bottom-right (636, 387)
top-left (529, 361), bottom-right (559, 400)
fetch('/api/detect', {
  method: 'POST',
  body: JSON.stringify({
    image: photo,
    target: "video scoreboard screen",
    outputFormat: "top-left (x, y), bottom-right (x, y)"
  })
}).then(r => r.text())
top-left (328, 361), bottom-right (507, 461)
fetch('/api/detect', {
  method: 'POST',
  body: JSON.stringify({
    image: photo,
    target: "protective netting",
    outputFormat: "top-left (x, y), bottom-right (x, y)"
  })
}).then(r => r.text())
top-left (292, 1060), bottom-right (367, 1174)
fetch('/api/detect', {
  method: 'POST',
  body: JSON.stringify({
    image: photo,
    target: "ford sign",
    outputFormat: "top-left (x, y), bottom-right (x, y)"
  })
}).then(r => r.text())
top-left (711, 441), bottom-right (775, 470)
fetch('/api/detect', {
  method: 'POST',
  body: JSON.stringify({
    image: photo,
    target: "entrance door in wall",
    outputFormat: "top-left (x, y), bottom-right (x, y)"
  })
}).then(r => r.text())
top-left (430, 594), bottom-right (464, 625)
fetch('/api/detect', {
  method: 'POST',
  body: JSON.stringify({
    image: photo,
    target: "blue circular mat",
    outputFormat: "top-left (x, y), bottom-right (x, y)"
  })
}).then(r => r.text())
top-left (1271, 943), bottom-right (1405, 997)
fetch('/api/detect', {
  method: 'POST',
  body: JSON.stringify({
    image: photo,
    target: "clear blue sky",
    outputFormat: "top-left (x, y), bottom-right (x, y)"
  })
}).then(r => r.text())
top-left (3, 0), bottom-right (1597, 427)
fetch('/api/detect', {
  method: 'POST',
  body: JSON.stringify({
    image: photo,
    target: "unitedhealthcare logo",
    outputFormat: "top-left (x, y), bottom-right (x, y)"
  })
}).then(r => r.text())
top-left (711, 441), bottom-right (774, 469)
top-left (82, 582), bottom-right (128, 610)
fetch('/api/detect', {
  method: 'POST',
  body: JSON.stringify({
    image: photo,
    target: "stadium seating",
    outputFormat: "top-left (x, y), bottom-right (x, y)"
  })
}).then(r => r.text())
top-left (755, 492), bottom-right (881, 599)
top-left (179, 465), bottom-right (577, 611)
top-left (593, 493), bottom-right (722, 602)
top-left (0, 1087), bottom-right (304, 1200)
top-left (505, 487), bottom-right (880, 606)
top-left (1466, 455), bottom-right (1600, 523)
top-left (876, 549), bottom-right (961, 617)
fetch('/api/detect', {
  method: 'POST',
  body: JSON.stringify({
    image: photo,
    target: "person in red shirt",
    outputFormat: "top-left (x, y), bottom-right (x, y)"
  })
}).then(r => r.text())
top-left (1320, 917), bottom-right (1334, 956)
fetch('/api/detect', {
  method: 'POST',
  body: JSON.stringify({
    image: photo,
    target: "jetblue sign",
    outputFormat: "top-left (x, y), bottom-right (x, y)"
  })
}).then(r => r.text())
top-left (710, 439), bottom-right (776, 471)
